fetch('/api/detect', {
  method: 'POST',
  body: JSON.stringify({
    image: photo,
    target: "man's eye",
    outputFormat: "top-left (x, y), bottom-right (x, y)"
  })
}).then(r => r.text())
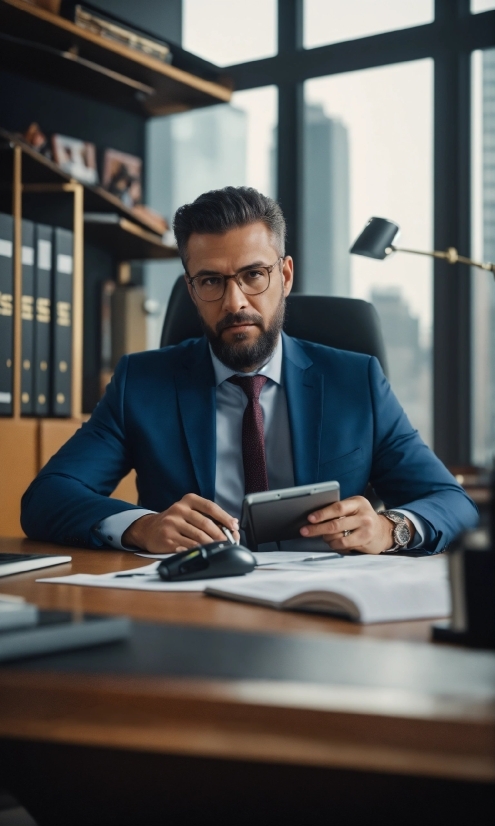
top-left (244, 270), bottom-right (264, 280)
top-left (199, 276), bottom-right (222, 288)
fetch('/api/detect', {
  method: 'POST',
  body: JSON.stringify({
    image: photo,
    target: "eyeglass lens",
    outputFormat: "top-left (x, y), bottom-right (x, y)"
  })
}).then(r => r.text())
top-left (194, 267), bottom-right (270, 301)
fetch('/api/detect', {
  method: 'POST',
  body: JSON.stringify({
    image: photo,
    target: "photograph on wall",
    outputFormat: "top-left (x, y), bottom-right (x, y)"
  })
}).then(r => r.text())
top-left (22, 122), bottom-right (52, 160)
top-left (102, 149), bottom-right (142, 208)
top-left (51, 134), bottom-right (99, 185)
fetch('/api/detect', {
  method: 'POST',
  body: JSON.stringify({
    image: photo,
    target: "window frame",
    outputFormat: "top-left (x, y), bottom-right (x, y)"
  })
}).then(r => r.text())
top-left (213, 0), bottom-right (495, 466)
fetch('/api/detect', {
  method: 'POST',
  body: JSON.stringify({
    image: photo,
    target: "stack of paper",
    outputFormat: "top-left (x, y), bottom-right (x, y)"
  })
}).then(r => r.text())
top-left (38, 554), bottom-right (450, 624)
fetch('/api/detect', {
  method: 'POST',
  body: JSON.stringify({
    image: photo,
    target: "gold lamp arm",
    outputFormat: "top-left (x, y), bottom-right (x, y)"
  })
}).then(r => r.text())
top-left (388, 244), bottom-right (495, 279)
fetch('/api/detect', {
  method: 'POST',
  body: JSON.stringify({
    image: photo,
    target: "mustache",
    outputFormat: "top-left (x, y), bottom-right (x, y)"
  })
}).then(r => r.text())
top-left (215, 311), bottom-right (264, 335)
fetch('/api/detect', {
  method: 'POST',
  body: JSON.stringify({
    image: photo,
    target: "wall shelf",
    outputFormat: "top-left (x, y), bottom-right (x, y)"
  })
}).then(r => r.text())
top-left (0, 128), bottom-right (173, 239)
top-left (84, 217), bottom-right (178, 262)
top-left (0, 0), bottom-right (232, 116)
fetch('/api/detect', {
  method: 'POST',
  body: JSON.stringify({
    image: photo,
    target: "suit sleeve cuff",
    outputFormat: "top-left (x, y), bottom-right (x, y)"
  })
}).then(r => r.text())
top-left (92, 509), bottom-right (156, 551)
top-left (394, 509), bottom-right (427, 549)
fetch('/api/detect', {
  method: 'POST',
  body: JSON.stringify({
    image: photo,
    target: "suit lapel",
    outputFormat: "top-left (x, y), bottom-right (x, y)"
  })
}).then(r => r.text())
top-left (174, 338), bottom-right (216, 501)
top-left (282, 333), bottom-right (323, 486)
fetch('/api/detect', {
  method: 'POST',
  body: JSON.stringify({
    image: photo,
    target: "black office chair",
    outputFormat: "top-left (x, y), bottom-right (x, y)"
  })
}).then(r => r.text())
top-left (160, 275), bottom-right (389, 376)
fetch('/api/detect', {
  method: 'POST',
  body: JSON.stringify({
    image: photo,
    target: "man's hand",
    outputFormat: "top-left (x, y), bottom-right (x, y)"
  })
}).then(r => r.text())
top-left (300, 495), bottom-right (415, 554)
top-left (122, 494), bottom-right (240, 554)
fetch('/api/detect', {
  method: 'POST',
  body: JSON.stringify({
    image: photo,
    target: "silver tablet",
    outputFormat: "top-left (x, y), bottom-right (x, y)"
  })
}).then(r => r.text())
top-left (241, 481), bottom-right (340, 547)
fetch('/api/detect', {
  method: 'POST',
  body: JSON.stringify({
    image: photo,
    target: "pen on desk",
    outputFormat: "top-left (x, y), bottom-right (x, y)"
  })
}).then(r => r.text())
top-left (256, 553), bottom-right (342, 568)
top-left (114, 571), bottom-right (156, 578)
top-left (301, 553), bottom-right (342, 562)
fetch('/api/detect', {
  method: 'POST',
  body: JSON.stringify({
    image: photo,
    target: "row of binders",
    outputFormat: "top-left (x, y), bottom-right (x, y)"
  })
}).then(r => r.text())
top-left (0, 212), bottom-right (73, 417)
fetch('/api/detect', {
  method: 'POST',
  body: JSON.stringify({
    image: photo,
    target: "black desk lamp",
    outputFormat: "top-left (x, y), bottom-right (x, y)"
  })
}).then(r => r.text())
top-left (350, 216), bottom-right (495, 280)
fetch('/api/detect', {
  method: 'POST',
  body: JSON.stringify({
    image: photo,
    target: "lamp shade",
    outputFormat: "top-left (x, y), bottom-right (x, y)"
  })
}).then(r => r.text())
top-left (350, 217), bottom-right (400, 260)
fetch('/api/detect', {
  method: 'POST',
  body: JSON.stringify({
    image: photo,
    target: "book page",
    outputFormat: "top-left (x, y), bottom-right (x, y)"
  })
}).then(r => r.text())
top-left (206, 556), bottom-right (450, 623)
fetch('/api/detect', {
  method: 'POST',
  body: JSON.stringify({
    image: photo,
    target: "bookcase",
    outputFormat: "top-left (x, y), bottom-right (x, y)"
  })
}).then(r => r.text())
top-left (0, 0), bottom-right (232, 536)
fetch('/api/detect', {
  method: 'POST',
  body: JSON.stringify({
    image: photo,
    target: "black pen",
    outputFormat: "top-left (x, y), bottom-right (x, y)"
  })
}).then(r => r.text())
top-left (114, 571), bottom-right (155, 578)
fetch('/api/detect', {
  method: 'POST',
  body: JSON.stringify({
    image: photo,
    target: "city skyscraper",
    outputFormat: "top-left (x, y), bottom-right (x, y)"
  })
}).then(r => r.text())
top-left (371, 287), bottom-right (431, 445)
top-left (473, 48), bottom-right (495, 466)
top-left (302, 103), bottom-right (350, 296)
top-left (144, 104), bottom-right (248, 347)
top-left (146, 103), bottom-right (247, 223)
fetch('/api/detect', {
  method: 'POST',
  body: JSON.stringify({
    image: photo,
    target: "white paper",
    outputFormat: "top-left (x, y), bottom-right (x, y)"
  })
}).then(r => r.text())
top-left (37, 562), bottom-right (207, 592)
top-left (134, 551), bottom-right (341, 565)
top-left (134, 551), bottom-right (403, 567)
top-left (252, 552), bottom-right (420, 571)
top-left (135, 551), bottom-right (419, 571)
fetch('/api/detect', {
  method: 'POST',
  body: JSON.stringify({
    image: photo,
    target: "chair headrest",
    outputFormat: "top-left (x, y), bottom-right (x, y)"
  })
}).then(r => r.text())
top-left (160, 276), bottom-right (388, 376)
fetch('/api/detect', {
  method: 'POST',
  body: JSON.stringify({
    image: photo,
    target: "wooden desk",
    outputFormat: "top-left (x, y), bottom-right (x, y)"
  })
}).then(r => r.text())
top-left (0, 537), bottom-right (436, 641)
top-left (0, 539), bottom-right (493, 826)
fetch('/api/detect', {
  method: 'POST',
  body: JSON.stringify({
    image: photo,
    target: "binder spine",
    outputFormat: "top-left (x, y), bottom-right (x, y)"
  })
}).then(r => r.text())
top-left (0, 213), bottom-right (14, 416)
top-left (33, 225), bottom-right (52, 417)
top-left (51, 228), bottom-right (73, 417)
top-left (21, 221), bottom-right (35, 416)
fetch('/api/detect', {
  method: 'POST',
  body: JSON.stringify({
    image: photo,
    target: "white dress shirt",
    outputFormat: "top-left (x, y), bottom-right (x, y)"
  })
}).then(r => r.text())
top-left (94, 337), bottom-right (425, 550)
top-left (211, 335), bottom-right (294, 517)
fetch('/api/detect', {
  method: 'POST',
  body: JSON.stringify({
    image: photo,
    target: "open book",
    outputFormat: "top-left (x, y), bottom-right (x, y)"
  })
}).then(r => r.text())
top-left (206, 555), bottom-right (450, 624)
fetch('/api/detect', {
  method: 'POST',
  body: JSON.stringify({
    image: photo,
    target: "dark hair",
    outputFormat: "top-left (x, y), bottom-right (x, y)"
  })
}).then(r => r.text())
top-left (173, 186), bottom-right (286, 267)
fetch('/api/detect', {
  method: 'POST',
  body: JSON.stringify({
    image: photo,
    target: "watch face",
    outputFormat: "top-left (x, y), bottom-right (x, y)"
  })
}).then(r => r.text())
top-left (395, 522), bottom-right (410, 546)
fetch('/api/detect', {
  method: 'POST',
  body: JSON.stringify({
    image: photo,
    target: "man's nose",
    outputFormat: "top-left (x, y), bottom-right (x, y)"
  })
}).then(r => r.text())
top-left (221, 277), bottom-right (248, 314)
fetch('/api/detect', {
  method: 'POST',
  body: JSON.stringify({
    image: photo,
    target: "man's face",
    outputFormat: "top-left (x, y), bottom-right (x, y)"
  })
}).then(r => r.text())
top-left (185, 222), bottom-right (294, 371)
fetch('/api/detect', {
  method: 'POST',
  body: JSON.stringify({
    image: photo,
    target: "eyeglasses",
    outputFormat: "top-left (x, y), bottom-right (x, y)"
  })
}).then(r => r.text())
top-left (186, 257), bottom-right (283, 302)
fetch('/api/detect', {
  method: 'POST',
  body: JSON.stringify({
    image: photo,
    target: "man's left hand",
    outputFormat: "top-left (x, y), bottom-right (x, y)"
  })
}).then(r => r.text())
top-left (300, 495), bottom-right (415, 554)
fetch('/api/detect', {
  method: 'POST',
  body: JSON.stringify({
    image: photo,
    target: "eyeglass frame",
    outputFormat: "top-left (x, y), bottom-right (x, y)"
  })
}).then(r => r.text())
top-left (185, 257), bottom-right (284, 302)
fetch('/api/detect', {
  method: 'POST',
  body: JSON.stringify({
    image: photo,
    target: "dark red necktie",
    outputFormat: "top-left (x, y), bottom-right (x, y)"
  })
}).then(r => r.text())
top-left (228, 374), bottom-right (269, 494)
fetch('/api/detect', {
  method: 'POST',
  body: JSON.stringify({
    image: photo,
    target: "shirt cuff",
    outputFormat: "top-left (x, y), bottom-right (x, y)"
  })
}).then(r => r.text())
top-left (92, 509), bottom-right (156, 551)
top-left (394, 509), bottom-right (427, 549)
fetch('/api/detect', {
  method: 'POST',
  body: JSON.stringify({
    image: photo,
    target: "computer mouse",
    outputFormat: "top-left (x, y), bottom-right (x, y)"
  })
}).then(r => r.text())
top-left (157, 541), bottom-right (256, 582)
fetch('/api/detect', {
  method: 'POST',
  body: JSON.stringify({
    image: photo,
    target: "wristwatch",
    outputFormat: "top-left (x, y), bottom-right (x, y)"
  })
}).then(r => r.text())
top-left (381, 510), bottom-right (411, 552)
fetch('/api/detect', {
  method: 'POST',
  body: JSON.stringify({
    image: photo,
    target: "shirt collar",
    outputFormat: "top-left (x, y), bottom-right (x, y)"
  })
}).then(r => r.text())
top-left (209, 335), bottom-right (283, 388)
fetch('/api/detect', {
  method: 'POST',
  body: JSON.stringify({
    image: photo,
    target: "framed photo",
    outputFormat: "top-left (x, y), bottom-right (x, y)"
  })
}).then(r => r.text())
top-left (22, 122), bottom-right (52, 160)
top-left (102, 149), bottom-right (142, 208)
top-left (52, 134), bottom-right (99, 185)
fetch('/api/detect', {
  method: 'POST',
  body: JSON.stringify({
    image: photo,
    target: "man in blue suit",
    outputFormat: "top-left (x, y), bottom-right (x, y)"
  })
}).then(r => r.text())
top-left (21, 187), bottom-right (477, 554)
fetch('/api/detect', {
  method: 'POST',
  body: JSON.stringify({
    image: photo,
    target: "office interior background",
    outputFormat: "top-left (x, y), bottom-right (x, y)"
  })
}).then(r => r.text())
top-left (0, 0), bottom-right (494, 474)
top-left (144, 0), bottom-right (495, 471)
top-left (0, 5), bottom-right (494, 824)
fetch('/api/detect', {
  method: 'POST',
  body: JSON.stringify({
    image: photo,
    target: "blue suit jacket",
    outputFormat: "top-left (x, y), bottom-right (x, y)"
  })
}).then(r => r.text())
top-left (21, 333), bottom-right (478, 552)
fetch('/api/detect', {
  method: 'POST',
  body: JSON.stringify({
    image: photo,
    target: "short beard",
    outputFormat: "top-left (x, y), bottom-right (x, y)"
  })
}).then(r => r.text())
top-left (201, 292), bottom-right (286, 372)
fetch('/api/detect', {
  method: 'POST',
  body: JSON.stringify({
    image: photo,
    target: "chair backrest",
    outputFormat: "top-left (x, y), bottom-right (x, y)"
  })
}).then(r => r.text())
top-left (160, 276), bottom-right (389, 376)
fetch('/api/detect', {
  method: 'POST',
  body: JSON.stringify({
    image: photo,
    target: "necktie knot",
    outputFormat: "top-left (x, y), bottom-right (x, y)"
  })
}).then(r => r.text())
top-left (228, 374), bottom-right (268, 401)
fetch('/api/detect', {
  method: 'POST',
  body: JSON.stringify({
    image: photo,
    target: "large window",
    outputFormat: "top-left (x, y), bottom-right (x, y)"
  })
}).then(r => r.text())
top-left (144, 87), bottom-right (278, 348)
top-left (304, 0), bottom-right (434, 49)
top-left (183, 0), bottom-right (277, 66)
top-left (303, 60), bottom-right (433, 445)
top-left (471, 48), bottom-right (495, 466)
top-left (141, 1), bottom-right (495, 465)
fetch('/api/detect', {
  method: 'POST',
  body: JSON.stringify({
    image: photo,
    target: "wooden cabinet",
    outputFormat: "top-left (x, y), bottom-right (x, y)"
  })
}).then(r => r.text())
top-left (0, 418), bottom-right (138, 537)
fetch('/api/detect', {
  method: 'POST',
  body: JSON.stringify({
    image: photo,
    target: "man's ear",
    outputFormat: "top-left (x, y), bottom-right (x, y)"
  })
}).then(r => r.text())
top-left (282, 256), bottom-right (294, 297)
